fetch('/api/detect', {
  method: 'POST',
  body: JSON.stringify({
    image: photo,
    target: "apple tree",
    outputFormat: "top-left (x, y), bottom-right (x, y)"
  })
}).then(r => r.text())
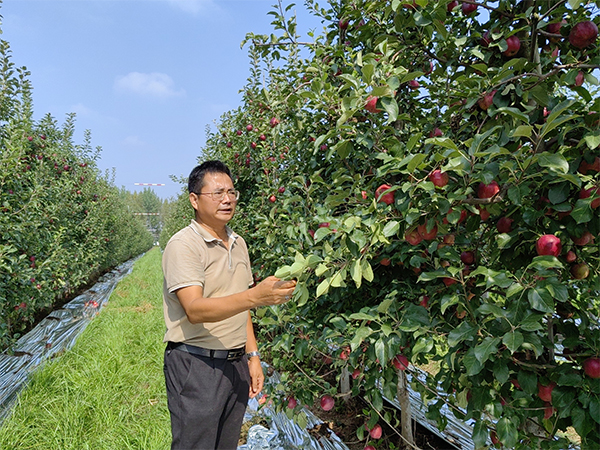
top-left (184, 0), bottom-right (600, 447)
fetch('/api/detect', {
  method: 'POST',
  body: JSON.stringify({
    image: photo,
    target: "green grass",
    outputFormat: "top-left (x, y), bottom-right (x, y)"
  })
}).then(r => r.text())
top-left (0, 248), bottom-right (171, 450)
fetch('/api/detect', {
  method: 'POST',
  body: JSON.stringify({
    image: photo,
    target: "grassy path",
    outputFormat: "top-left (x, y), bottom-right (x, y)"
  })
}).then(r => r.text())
top-left (0, 248), bottom-right (171, 450)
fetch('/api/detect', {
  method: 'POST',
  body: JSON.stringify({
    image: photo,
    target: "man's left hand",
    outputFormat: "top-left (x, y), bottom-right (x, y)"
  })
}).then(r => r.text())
top-left (248, 356), bottom-right (264, 399)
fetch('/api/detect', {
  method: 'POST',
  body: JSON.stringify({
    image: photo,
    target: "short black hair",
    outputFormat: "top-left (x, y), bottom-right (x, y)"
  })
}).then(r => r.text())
top-left (188, 160), bottom-right (233, 194)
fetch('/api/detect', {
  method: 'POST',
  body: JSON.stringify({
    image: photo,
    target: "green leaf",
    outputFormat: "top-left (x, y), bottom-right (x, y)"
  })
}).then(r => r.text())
top-left (496, 417), bottom-right (518, 448)
top-left (517, 371), bottom-right (538, 395)
top-left (316, 277), bottom-right (330, 297)
top-left (589, 396), bottom-right (600, 425)
top-left (350, 325), bottom-right (373, 350)
top-left (441, 294), bottom-right (459, 314)
top-left (448, 321), bottom-right (476, 347)
top-left (334, 140), bottom-right (353, 159)
top-left (407, 153), bottom-right (427, 172)
top-left (382, 220), bottom-right (399, 237)
top-left (464, 348), bottom-right (483, 376)
top-left (557, 372), bottom-right (583, 387)
top-left (538, 152), bottom-right (569, 174)
top-left (381, 97), bottom-right (399, 123)
top-left (350, 259), bottom-right (362, 288)
top-left (472, 421), bottom-right (488, 449)
top-left (349, 312), bottom-right (374, 321)
top-left (571, 198), bottom-right (593, 224)
top-left (474, 337), bottom-right (501, 364)
top-left (425, 136), bottom-right (459, 152)
top-left (361, 259), bottom-right (374, 282)
top-left (502, 330), bottom-right (524, 353)
top-left (510, 125), bottom-right (532, 138)
top-left (583, 131), bottom-right (600, 150)
top-left (412, 336), bottom-right (434, 356)
top-left (375, 338), bottom-right (387, 367)
top-left (274, 265), bottom-right (292, 279)
top-left (527, 255), bottom-right (563, 271)
top-left (362, 64), bottom-right (374, 84)
top-left (527, 287), bottom-right (554, 313)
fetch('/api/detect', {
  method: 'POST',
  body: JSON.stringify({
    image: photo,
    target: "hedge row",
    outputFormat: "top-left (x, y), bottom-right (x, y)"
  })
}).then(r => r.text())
top-left (0, 35), bottom-right (154, 350)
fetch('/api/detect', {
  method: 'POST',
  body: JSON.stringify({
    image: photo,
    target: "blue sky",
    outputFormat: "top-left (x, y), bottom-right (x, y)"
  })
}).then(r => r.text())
top-left (1, 0), bottom-right (324, 199)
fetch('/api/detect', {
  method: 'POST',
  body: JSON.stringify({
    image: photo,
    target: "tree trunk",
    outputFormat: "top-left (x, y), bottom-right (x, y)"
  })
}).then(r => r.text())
top-left (397, 369), bottom-right (414, 448)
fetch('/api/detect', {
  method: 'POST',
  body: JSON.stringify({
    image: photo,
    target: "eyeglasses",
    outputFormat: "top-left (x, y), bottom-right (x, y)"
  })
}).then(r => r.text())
top-left (196, 189), bottom-right (240, 202)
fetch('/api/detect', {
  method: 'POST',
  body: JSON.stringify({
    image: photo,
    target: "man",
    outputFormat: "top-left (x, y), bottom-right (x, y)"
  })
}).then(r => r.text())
top-left (162, 160), bottom-right (296, 449)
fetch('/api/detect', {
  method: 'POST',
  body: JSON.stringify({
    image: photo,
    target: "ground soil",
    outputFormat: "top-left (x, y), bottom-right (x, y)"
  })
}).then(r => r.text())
top-left (305, 396), bottom-right (459, 450)
top-left (239, 394), bottom-right (460, 450)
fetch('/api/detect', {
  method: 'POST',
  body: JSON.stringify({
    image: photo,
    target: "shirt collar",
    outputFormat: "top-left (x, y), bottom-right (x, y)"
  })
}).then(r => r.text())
top-left (188, 219), bottom-right (238, 244)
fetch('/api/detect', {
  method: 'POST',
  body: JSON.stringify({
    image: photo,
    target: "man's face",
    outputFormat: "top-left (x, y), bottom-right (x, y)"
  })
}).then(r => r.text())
top-left (190, 172), bottom-right (236, 228)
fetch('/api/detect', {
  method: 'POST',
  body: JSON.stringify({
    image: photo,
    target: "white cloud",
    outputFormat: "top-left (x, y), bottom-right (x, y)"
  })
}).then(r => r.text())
top-left (70, 103), bottom-right (94, 117)
top-left (122, 135), bottom-right (146, 147)
top-left (114, 72), bottom-right (185, 98)
top-left (167, 0), bottom-right (219, 15)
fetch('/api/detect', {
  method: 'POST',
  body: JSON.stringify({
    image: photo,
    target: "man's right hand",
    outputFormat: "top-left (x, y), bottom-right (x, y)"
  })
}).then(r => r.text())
top-left (251, 276), bottom-right (297, 306)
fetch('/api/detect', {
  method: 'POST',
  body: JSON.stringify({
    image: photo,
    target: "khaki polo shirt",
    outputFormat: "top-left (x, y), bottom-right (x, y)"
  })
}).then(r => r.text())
top-left (162, 220), bottom-right (253, 350)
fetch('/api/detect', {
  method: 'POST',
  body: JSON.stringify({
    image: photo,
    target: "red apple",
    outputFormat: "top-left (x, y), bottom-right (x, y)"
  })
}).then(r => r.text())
top-left (419, 295), bottom-right (429, 308)
top-left (259, 134), bottom-right (267, 141)
top-left (480, 30), bottom-right (492, 47)
top-left (375, 184), bottom-right (394, 205)
top-left (461, 1), bottom-right (477, 15)
top-left (380, 258), bottom-right (391, 266)
top-left (392, 354), bottom-right (409, 371)
top-left (408, 80), bottom-right (420, 90)
top-left (503, 35), bottom-right (521, 57)
top-left (365, 96), bottom-right (381, 113)
top-left (405, 228), bottom-right (423, 245)
top-left (547, 19), bottom-right (566, 42)
top-left (579, 156), bottom-right (600, 174)
top-left (369, 424), bottom-right (382, 439)
top-left (574, 71), bottom-right (585, 87)
top-left (226, 141), bottom-right (232, 148)
top-left (544, 404), bottom-right (555, 419)
top-left (572, 231), bottom-right (594, 246)
top-left (443, 277), bottom-right (457, 286)
top-left (236, 130), bottom-right (243, 136)
top-left (365, 446), bottom-right (376, 450)
top-left (338, 19), bottom-right (349, 30)
top-left (477, 180), bottom-right (500, 199)
top-left (269, 195), bottom-right (276, 203)
top-left (478, 207), bottom-right (490, 221)
top-left (246, 124), bottom-right (253, 131)
top-left (429, 127), bottom-right (443, 138)
top-left (429, 169), bottom-right (449, 187)
top-left (251, 142), bottom-right (257, 149)
top-left (352, 368), bottom-right (361, 379)
top-left (565, 250), bottom-right (577, 263)
top-left (320, 394), bottom-right (335, 411)
top-left (536, 234), bottom-right (561, 257)
top-left (287, 397), bottom-right (297, 409)
top-left (460, 251), bottom-right (475, 265)
top-left (447, 0), bottom-right (458, 11)
top-left (583, 357), bottom-right (600, 379)
top-left (270, 117), bottom-right (280, 127)
top-left (496, 216), bottom-right (513, 233)
top-left (278, 186), bottom-right (285, 194)
top-left (538, 382), bottom-right (556, 402)
top-left (478, 90), bottom-right (497, 110)
top-left (570, 262), bottom-right (590, 279)
top-left (418, 222), bottom-right (438, 240)
top-left (569, 21), bottom-right (598, 49)
top-left (579, 186), bottom-right (600, 209)
top-left (491, 430), bottom-right (500, 445)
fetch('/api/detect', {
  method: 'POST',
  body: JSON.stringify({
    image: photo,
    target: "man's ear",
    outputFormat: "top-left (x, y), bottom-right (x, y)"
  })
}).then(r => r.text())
top-left (189, 192), bottom-right (199, 211)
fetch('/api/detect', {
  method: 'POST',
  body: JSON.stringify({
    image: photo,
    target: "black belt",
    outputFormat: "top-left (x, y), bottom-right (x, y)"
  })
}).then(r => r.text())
top-left (167, 342), bottom-right (245, 361)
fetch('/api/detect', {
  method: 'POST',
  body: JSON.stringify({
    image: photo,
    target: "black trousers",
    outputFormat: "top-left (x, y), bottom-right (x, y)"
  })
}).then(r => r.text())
top-left (164, 345), bottom-right (250, 450)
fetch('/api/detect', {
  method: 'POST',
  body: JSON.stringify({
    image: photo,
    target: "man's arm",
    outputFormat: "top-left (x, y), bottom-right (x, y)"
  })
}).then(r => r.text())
top-left (245, 312), bottom-right (264, 399)
top-left (175, 276), bottom-right (296, 323)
